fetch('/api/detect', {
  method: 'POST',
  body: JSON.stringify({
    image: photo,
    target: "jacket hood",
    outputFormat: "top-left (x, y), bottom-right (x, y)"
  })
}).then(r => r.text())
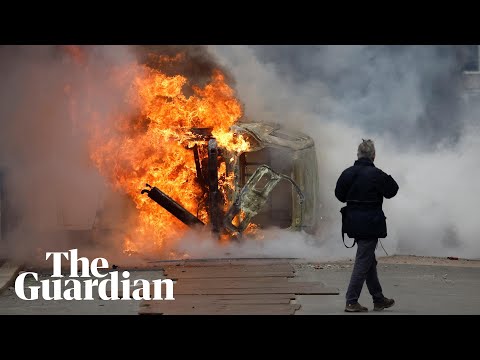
top-left (354, 158), bottom-right (375, 167)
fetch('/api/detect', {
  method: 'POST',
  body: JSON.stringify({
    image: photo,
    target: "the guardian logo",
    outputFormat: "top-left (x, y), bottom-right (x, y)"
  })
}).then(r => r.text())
top-left (14, 249), bottom-right (175, 301)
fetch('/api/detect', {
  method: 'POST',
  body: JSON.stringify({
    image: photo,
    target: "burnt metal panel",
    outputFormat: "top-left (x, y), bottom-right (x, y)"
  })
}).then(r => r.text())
top-left (224, 165), bottom-right (304, 234)
top-left (141, 185), bottom-right (204, 227)
top-left (207, 139), bottom-right (223, 234)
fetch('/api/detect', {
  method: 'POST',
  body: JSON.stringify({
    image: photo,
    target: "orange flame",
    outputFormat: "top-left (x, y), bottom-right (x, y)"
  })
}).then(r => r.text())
top-left (89, 59), bottom-right (250, 255)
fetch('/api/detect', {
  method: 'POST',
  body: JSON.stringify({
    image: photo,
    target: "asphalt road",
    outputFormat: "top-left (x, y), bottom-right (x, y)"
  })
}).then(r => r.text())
top-left (1, 258), bottom-right (479, 315)
top-left (293, 261), bottom-right (480, 315)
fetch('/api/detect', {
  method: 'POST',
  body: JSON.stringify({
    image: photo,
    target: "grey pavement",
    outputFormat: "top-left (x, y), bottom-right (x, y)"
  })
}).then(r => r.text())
top-left (293, 262), bottom-right (480, 315)
top-left (0, 261), bottom-right (479, 314)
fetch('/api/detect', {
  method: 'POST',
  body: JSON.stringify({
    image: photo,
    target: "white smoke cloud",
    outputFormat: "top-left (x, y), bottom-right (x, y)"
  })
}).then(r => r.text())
top-left (175, 228), bottom-right (353, 261)
top-left (0, 45), bottom-right (138, 261)
top-left (2, 45), bottom-right (478, 264)
top-left (205, 45), bottom-right (480, 260)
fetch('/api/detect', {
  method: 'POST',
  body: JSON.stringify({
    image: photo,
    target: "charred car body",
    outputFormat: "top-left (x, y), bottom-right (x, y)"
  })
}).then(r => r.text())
top-left (141, 122), bottom-right (320, 238)
top-left (0, 122), bottom-right (320, 248)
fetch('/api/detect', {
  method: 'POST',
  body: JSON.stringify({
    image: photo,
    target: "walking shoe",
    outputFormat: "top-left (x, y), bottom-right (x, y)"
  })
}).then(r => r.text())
top-left (345, 303), bottom-right (368, 312)
top-left (373, 297), bottom-right (395, 311)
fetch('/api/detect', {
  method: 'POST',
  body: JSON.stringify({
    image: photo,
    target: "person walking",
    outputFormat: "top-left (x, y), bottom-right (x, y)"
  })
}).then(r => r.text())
top-left (335, 139), bottom-right (399, 312)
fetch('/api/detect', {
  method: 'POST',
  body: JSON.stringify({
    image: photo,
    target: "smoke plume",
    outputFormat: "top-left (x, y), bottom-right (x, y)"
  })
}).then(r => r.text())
top-left (206, 45), bottom-right (480, 260)
top-left (1, 45), bottom-right (478, 264)
top-left (0, 45), bottom-right (238, 264)
top-left (0, 45), bottom-right (142, 262)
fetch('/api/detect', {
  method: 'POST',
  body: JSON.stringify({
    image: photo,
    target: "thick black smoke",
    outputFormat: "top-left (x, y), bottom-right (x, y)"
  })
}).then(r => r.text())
top-left (133, 45), bottom-right (236, 88)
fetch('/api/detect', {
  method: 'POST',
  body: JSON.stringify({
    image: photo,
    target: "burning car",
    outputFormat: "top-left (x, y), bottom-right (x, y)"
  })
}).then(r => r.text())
top-left (0, 47), bottom-right (321, 257)
top-left (140, 121), bottom-right (320, 239)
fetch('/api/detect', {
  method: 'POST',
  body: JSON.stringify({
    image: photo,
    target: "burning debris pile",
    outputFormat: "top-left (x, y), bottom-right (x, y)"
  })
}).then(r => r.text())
top-left (139, 127), bottom-right (239, 235)
top-left (89, 53), bottom-right (253, 254)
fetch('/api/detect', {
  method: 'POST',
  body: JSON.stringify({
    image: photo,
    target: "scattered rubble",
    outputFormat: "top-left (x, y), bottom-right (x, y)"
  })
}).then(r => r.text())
top-left (378, 255), bottom-right (480, 268)
top-left (296, 263), bottom-right (350, 271)
top-left (292, 255), bottom-right (480, 274)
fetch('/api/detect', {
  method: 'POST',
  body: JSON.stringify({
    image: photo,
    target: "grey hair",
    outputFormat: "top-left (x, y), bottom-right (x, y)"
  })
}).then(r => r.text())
top-left (357, 139), bottom-right (375, 161)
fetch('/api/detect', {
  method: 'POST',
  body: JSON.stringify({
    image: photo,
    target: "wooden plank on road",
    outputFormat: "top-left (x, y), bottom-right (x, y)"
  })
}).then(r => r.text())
top-left (137, 259), bottom-right (338, 314)
top-left (141, 294), bottom-right (294, 306)
top-left (166, 271), bottom-right (295, 279)
top-left (174, 278), bottom-right (325, 287)
top-left (166, 285), bottom-right (339, 295)
top-left (163, 264), bottom-right (295, 279)
top-left (139, 303), bottom-right (301, 315)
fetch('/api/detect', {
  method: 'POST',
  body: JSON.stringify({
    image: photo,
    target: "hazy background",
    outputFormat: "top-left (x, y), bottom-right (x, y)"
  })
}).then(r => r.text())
top-left (0, 45), bottom-right (138, 261)
top-left (206, 45), bottom-right (480, 260)
top-left (1, 45), bottom-right (479, 262)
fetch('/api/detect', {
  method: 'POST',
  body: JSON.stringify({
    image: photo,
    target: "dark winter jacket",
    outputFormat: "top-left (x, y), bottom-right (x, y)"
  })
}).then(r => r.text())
top-left (335, 158), bottom-right (399, 239)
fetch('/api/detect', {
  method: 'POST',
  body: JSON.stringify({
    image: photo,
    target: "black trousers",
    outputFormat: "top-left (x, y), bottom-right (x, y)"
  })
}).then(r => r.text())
top-left (346, 238), bottom-right (384, 305)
